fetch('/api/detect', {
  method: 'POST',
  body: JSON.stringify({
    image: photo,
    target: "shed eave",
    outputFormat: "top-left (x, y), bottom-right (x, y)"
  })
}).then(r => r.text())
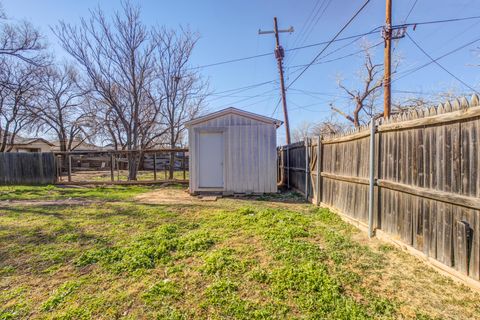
top-left (185, 107), bottom-right (283, 128)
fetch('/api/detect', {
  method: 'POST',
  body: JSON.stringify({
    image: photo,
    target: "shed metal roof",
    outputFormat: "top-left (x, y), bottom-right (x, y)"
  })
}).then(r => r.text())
top-left (185, 107), bottom-right (283, 128)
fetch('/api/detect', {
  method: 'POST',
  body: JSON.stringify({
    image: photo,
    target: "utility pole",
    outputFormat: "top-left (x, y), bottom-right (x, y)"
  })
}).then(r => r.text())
top-left (259, 17), bottom-right (294, 144)
top-left (383, 0), bottom-right (392, 119)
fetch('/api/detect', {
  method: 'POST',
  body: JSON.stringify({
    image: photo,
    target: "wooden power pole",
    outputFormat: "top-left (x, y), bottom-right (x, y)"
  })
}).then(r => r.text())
top-left (383, 0), bottom-right (392, 119)
top-left (259, 17), bottom-right (294, 144)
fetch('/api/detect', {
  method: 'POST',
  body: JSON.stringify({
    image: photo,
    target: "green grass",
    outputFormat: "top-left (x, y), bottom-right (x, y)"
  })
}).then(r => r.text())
top-left (0, 185), bottom-right (161, 201)
top-left (0, 186), bottom-right (479, 319)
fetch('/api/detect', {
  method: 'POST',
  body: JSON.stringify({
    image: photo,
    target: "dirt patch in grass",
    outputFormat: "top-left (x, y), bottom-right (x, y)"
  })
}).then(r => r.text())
top-left (135, 188), bottom-right (200, 205)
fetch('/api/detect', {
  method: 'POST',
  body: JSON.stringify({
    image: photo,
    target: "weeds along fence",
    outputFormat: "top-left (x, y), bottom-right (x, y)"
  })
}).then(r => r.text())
top-left (278, 95), bottom-right (480, 284)
top-left (0, 152), bottom-right (56, 185)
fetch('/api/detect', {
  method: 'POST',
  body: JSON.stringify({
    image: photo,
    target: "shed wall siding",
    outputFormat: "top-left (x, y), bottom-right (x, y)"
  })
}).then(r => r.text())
top-left (188, 113), bottom-right (277, 193)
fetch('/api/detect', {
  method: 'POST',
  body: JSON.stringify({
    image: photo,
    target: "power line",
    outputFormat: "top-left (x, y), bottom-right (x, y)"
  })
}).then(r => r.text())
top-left (190, 29), bottom-right (380, 71)
top-left (286, 0), bottom-right (372, 90)
top-left (270, 97), bottom-right (282, 117)
top-left (395, 15), bottom-right (480, 28)
top-left (285, 0), bottom-right (326, 66)
top-left (188, 15), bottom-right (480, 71)
top-left (284, 28), bottom-right (380, 53)
top-left (406, 33), bottom-right (479, 93)
top-left (404, 0), bottom-right (419, 22)
top-left (215, 88), bottom-right (279, 110)
top-left (392, 35), bottom-right (480, 83)
top-left (289, 41), bottom-right (383, 70)
top-left (286, 0), bottom-right (333, 67)
top-left (207, 80), bottom-right (276, 97)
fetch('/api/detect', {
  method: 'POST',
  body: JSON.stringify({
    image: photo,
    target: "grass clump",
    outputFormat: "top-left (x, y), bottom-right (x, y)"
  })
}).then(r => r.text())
top-left (41, 281), bottom-right (80, 312)
top-left (143, 280), bottom-right (181, 303)
top-left (76, 224), bottom-right (216, 273)
top-left (201, 248), bottom-right (246, 276)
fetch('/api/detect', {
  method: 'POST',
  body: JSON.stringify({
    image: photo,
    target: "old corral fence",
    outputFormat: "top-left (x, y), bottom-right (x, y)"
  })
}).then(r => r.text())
top-left (0, 152), bottom-right (56, 185)
top-left (278, 95), bottom-right (480, 286)
top-left (53, 149), bottom-right (188, 185)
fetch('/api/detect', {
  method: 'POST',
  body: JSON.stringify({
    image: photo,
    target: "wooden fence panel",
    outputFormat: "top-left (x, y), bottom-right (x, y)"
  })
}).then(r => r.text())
top-left (0, 152), bottom-right (56, 185)
top-left (278, 94), bottom-right (480, 283)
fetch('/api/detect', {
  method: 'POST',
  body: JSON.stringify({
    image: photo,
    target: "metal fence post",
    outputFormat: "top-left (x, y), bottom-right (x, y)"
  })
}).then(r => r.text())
top-left (368, 119), bottom-right (376, 238)
top-left (286, 145), bottom-right (290, 189)
top-left (316, 135), bottom-right (322, 206)
top-left (305, 139), bottom-right (309, 200)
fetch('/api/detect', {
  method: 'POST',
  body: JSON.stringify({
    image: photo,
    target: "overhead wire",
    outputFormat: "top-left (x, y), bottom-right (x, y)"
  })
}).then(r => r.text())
top-left (286, 0), bottom-right (372, 90)
top-left (404, 0), bottom-right (419, 22)
top-left (406, 33), bottom-right (479, 93)
top-left (188, 15), bottom-right (480, 71)
top-left (396, 15), bottom-right (480, 28)
top-left (392, 35), bottom-right (480, 84)
top-left (190, 29), bottom-right (381, 71)
top-left (285, 0), bottom-right (333, 67)
top-left (289, 40), bottom-right (383, 70)
top-left (284, 0), bottom-right (325, 67)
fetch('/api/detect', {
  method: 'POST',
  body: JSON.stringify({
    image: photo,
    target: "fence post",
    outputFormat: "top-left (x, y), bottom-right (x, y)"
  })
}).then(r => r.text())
top-left (153, 153), bottom-right (157, 181)
top-left (67, 154), bottom-right (72, 182)
top-left (316, 135), bottom-right (323, 206)
top-left (305, 139), bottom-right (309, 200)
top-left (286, 145), bottom-right (290, 189)
top-left (110, 153), bottom-right (114, 182)
top-left (183, 151), bottom-right (186, 180)
top-left (58, 155), bottom-right (63, 182)
top-left (116, 154), bottom-right (120, 181)
top-left (368, 120), bottom-right (376, 238)
top-left (280, 146), bottom-right (284, 185)
top-left (164, 151), bottom-right (167, 180)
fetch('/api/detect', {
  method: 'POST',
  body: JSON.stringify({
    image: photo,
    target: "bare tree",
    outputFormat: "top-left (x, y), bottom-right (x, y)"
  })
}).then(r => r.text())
top-left (336, 48), bottom-right (384, 127)
top-left (0, 5), bottom-right (47, 67)
top-left (0, 58), bottom-right (41, 151)
top-left (53, 2), bottom-right (160, 180)
top-left (292, 118), bottom-right (348, 142)
top-left (154, 27), bottom-right (207, 179)
top-left (292, 121), bottom-right (312, 142)
top-left (31, 63), bottom-right (96, 152)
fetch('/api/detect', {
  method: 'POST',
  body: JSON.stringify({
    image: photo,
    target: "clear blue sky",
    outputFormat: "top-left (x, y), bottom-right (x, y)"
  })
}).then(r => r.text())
top-left (4, 0), bottom-right (480, 143)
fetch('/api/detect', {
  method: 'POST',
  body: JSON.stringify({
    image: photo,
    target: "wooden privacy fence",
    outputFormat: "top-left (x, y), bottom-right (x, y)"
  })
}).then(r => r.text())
top-left (0, 152), bottom-right (56, 185)
top-left (278, 95), bottom-right (480, 284)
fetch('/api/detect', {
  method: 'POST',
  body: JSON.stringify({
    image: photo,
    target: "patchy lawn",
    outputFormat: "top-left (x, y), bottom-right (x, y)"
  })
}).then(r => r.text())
top-left (0, 185), bottom-right (164, 201)
top-left (0, 187), bottom-right (479, 319)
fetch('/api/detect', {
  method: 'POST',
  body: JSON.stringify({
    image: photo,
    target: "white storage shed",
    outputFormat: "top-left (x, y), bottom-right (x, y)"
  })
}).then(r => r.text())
top-left (186, 107), bottom-right (282, 195)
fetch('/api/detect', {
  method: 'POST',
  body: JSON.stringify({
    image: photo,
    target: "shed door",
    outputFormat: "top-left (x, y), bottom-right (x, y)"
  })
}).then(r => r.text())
top-left (198, 132), bottom-right (224, 188)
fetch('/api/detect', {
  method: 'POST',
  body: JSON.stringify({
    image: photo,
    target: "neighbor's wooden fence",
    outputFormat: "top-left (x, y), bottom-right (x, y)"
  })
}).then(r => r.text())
top-left (278, 95), bottom-right (480, 283)
top-left (0, 152), bottom-right (56, 185)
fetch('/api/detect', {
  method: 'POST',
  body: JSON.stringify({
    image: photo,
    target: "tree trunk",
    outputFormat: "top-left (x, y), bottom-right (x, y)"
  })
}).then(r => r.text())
top-left (127, 151), bottom-right (139, 181)
top-left (169, 134), bottom-right (175, 180)
top-left (169, 150), bottom-right (175, 180)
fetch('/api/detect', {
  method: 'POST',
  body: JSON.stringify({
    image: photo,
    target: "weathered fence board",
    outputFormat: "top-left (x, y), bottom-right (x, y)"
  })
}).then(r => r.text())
top-left (278, 94), bottom-right (480, 283)
top-left (0, 152), bottom-right (56, 185)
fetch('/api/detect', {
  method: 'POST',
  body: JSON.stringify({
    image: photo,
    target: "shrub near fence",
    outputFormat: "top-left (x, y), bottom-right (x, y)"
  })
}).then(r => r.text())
top-left (0, 152), bottom-right (56, 185)
top-left (278, 95), bottom-right (480, 284)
